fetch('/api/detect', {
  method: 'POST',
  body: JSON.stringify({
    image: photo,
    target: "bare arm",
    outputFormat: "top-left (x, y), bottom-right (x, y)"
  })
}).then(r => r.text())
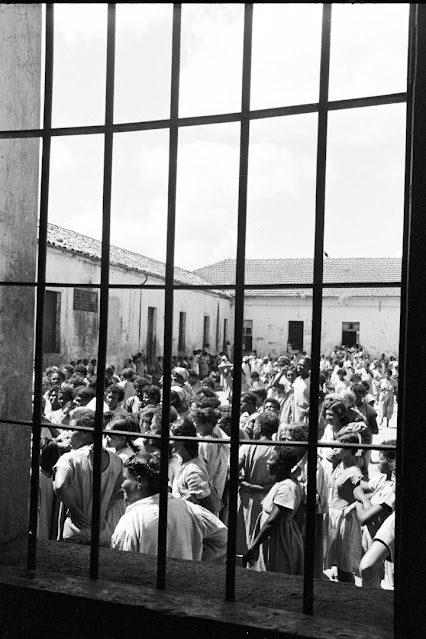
top-left (245, 504), bottom-right (288, 565)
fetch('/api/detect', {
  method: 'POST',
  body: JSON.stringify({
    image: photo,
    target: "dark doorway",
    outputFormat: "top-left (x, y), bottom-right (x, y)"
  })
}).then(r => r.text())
top-left (147, 307), bottom-right (157, 361)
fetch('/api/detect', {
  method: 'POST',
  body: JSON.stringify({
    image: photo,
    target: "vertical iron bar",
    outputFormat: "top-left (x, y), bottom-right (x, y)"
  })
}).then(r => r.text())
top-left (27, 3), bottom-right (54, 572)
top-left (226, 3), bottom-right (253, 603)
top-left (90, 3), bottom-right (116, 580)
top-left (395, 5), bottom-right (418, 637)
top-left (303, 3), bottom-right (331, 615)
top-left (157, 2), bottom-right (181, 591)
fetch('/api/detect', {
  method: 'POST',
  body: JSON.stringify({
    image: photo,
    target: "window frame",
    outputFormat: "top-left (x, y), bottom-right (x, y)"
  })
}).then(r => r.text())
top-left (178, 310), bottom-right (186, 353)
top-left (0, 4), bottom-right (417, 630)
top-left (288, 320), bottom-right (304, 353)
top-left (43, 289), bottom-right (61, 353)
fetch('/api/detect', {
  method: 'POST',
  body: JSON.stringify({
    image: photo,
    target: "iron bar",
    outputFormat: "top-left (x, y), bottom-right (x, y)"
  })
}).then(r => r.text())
top-left (0, 92), bottom-right (407, 140)
top-left (0, 280), bottom-right (403, 290)
top-left (226, 3), bottom-right (253, 603)
top-left (303, 3), bottom-right (332, 616)
top-left (157, 2), bottom-right (182, 592)
top-left (395, 4), bottom-right (417, 637)
top-left (27, 3), bottom-right (54, 573)
top-left (89, 3), bottom-right (116, 580)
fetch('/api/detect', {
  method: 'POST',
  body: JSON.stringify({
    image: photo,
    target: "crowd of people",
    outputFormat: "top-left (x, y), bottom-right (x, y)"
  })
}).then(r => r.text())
top-left (36, 344), bottom-right (398, 589)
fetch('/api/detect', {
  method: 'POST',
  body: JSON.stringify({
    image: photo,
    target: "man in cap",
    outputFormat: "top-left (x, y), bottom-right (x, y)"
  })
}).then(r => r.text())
top-left (171, 367), bottom-right (191, 410)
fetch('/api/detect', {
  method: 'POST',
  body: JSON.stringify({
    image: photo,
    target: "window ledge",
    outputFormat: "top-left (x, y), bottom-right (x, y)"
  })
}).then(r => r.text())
top-left (0, 538), bottom-right (392, 639)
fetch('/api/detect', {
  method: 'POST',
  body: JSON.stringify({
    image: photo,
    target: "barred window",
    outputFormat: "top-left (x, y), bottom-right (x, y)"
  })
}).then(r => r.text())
top-left (73, 288), bottom-right (98, 313)
top-left (2, 5), bottom-right (425, 637)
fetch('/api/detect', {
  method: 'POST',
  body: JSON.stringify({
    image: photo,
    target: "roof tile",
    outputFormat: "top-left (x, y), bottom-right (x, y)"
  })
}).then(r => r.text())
top-left (194, 258), bottom-right (401, 296)
top-left (47, 223), bottom-right (226, 292)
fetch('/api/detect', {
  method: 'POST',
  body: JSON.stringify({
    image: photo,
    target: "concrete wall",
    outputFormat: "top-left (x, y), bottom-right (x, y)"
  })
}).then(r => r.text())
top-left (238, 294), bottom-right (401, 359)
top-left (0, 4), bottom-right (42, 543)
top-left (45, 245), bottom-right (401, 366)
top-left (45, 246), bottom-right (232, 370)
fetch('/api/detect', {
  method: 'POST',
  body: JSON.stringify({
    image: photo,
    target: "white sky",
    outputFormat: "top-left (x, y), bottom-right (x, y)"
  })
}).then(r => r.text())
top-left (45, 3), bottom-right (409, 271)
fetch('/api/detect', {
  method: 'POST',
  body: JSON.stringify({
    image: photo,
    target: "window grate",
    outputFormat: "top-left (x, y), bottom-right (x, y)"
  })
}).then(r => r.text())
top-left (73, 288), bottom-right (98, 313)
top-left (0, 3), bottom-right (417, 633)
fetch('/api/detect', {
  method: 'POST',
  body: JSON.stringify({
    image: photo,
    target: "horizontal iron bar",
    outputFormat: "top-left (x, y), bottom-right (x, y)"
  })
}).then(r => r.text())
top-left (0, 418), bottom-right (397, 451)
top-left (0, 92), bottom-right (406, 140)
top-left (0, 280), bottom-right (402, 290)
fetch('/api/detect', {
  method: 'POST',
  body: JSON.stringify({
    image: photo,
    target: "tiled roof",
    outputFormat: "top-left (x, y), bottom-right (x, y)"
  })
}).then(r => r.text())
top-left (243, 287), bottom-right (400, 298)
top-left (47, 223), bottom-right (227, 293)
top-left (193, 258), bottom-right (401, 297)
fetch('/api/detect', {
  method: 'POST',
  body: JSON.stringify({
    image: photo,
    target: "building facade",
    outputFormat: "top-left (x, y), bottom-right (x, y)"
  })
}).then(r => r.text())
top-left (44, 227), bottom-right (401, 366)
top-left (44, 224), bottom-right (231, 370)
top-left (195, 257), bottom-right (401, 359)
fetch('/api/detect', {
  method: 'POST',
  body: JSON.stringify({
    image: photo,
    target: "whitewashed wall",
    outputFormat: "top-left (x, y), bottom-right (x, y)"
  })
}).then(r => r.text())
top-left (45, 246), bottom-right (231, 370)
top-left (234, 294), bottom-right (401, 360)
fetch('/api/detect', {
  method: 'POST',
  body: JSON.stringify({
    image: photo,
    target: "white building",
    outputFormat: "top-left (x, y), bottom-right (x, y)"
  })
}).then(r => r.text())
top-left (44, 225), bottom-right (401, 367)
top-left (44, 224), bottom-right (231, 370)
top-left (195, 258), bottom-right (401, 359)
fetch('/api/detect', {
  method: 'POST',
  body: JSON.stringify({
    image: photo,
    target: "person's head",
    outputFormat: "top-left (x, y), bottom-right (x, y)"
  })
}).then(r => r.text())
top-left (172, 367), bottom-right (189, 385)
top-left (385, 369), bottom-right (392, 379)
top-left (74, 363), bottom-right (88, 377)
top-left (361, 380), bottom-right (370, 394)
top-left (139, 406), bottom-right (158, 433)
top-left (67, 408), bottom-right (96, 449)
top-left (73, 386), bottom-right (96, 407)
top-left (194, 387), bottom-right (217, 400)
top-left (142, 385), bottom-right (161, 407)
top-left (122, 452), bottom-right (161, 504)
top-left (258, 412), bottom-right (280, 438)
top-left (240, 392), bottom-right (257, 415)
top-left (105, 414), bottom-right (139, 453)
top-left (201, 377), bottom-right (215, 391)
top-left (50, 370), bottom-right (65, 387)
top-left (332, 430), bottom-right (360, 459)
top-left (121, 367), bottom-right (135, 381)
top-left (189, 406), bottom-right (218, 436)
top-left (280, 422), bottom-right (309, 459)
top-left (191, 393), bottom-right (221, 410)
top-left (250, 371), bottom-right (260, 381)
top-left (170, 417), bottom-right (198, 458)
top-left (378, 440), bottom-right (397, 476)
top-left (85, 375), bottom-right (97, 389)
top-left (336, 369), bottom-right (346, 380)
top-left (169, 388), bottom-right (186, 412)
top-left (251, 388), bottom-right (267, 407)
top-left (262, 398), bottom-right (280, 415)
top-left (150, 405), bottom-right (179, 432)
top-left (297, 357), bottom-right (311, 379)
top-left (48, 385), bottom-right (61, 410)
top-left (187, 370), bottom-right (199, 386)
top-left (286, 367), bottom-right (297, 384)
top-left (351, 383), bottom-right (367, 405)
top-left (67, 373), bottom-right (86, 389)
top-left (39, 437), bottom-right (60, 473)
top-left (324, 398), bottom-right (349, 429)
top-left (267, 446), bottom-right (299, 479)
top-left (106, 384), bottom-right (125, 410)
top-left (42, 375), bottom-right (51, 394)
top-left (133, 376), bottom-right (149, 400)
top-left (58, 385), bottom-right (74, 408)
top-left (340, 389), bottom-right (356, 410)
top-left (217, 405), bottom-right (232, 437)
top-left (62, 364), bottom-right (74, 380)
